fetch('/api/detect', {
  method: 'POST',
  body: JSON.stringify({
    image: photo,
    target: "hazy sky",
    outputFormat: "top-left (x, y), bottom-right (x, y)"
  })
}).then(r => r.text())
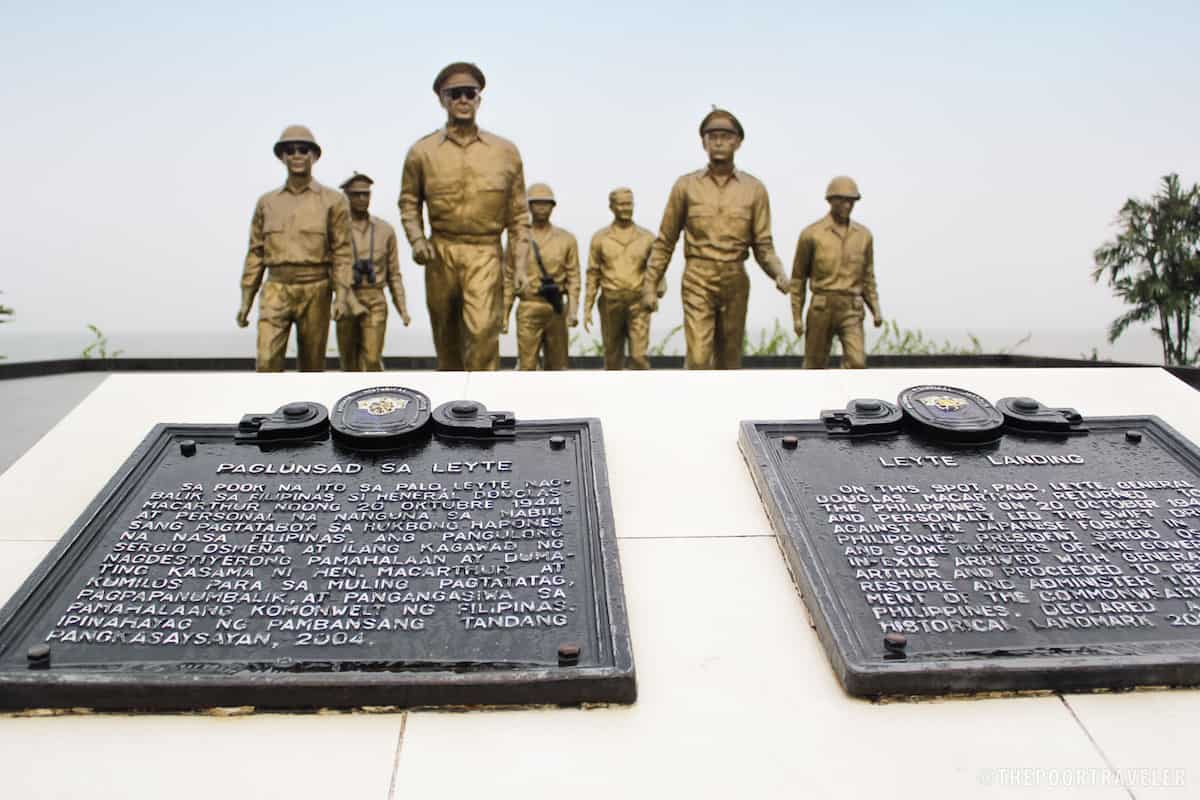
top-left (1, 1), bottom-right (1197, 359)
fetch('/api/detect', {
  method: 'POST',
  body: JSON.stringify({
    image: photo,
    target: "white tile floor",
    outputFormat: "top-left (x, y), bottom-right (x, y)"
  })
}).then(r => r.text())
top-left (0, 368), bottom-right (1196, 798)
top-left (403, 537), bottom-right (1121, 800)
top-left (1, 712), bottom-right (404, 799)
top-left (1061, 691), bottom-right (1200, 798)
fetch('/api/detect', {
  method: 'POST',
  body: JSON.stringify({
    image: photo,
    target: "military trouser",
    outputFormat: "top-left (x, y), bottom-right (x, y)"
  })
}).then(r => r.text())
top-left (515, 297), bottom-right (568, 370)
top-left (804, 292), bottom-right (866, 369)
top-left (598, 290), bottom-right (650, 370)
top-left (425, 235), bottom-right (503, 371)
top-left (256, 276), bottom-right (331, 372)
top-left (336, 286), bottom-right (388, 371)
top-left (681, 258), bottom-right (750, 370)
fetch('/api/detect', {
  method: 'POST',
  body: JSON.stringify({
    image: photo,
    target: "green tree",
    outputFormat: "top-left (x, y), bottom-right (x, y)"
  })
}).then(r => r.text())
top-left (1092, 174), bottom-right (1200, 365)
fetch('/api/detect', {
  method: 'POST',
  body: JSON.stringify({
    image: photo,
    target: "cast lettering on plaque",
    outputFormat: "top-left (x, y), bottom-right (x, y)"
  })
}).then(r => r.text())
top-left (46, 455), bottom-right (582, 650)
top-left (811, 448), bottom-right (1200, 642)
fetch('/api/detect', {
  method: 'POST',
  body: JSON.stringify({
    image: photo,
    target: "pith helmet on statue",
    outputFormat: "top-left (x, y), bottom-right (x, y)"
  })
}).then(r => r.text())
top-left (273, 125), bottom-right (321, 158)
top-left (527, 183), bottom-right (556, 205)
top-left (825, 176), bottom-right (862, 200)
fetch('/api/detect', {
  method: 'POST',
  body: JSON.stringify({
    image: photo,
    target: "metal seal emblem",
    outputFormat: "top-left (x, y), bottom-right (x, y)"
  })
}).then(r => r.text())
top-left (356, 396), bottom-right (409, 416)
top-left (898, 384), bottom-right (1005, 444)
top-left (331, 386), bottom-right (432, 448)
top-left (920, 395), bottom-right (968, 412)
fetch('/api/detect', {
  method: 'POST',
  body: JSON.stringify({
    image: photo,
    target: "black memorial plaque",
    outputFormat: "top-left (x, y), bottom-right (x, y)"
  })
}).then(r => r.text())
top-left (0, 387), bottom-right (635, 710)
top-left (741, 385), bottom-right (1200, 696)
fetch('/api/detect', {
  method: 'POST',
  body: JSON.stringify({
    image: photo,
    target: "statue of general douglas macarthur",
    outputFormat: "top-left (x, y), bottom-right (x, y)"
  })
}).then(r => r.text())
top-left (399, 62), bottom-right (532, 371)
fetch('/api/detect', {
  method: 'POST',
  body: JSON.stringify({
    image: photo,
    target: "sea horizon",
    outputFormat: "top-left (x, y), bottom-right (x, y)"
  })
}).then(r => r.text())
top-left (0, 322), bottom-right (1170, 366)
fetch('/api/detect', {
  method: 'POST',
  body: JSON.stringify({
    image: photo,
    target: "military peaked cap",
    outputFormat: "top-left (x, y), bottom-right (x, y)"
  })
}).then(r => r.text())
top-left (699, 108), bottom-right (744, 139)
top-left (433, 62), bottom-right (486, 93)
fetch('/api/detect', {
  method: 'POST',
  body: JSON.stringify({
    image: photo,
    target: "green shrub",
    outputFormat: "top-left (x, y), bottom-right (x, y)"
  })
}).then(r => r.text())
top-left (81, 325), bottom-right (124, 359)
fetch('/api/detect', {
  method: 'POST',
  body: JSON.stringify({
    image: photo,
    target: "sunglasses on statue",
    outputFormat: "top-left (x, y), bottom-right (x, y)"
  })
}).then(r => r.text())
top-left (443, 87), bottom-right (478, 101)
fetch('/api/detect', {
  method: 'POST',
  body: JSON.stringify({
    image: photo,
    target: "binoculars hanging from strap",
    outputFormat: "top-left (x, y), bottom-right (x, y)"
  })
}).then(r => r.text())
top-left (353, 259), bottom-right (376, 287)
top-left (351, 222), bottom-right (376, 287)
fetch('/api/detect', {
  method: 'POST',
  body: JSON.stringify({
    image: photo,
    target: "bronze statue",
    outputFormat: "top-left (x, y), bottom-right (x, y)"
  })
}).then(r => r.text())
top-left (335, 172), bottom-right (411, 371)
top-left (398, 62), bottom-right (531, 371)
top-left (584, 188), bottom-right (664, 369)
top-left (238, 125), bottom-right (364, 371)
top-left (502, 183), bottom-right (580, 370)
top-left (791, 176), bottom-right (882, 369)
top-left (642, 109), bottom-right (789, 369)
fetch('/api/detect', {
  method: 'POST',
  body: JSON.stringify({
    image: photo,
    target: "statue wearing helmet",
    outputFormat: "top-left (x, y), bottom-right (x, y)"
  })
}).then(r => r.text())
top-left (791, 176), bottom-right (883, 369)
top-left (502, 183), bottom-right (581, 370)
top-left (237, 125), bottom-right (366, 371)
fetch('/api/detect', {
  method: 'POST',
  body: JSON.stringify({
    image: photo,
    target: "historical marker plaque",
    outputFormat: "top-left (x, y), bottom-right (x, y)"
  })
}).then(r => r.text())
top-left (0, 387), bottom-right (635, 710)
top-left (741, 385), bottom-right (1200, 696)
